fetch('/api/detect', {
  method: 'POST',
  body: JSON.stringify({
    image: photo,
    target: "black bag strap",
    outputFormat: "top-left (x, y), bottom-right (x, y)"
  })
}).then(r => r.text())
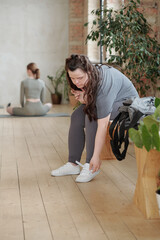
top-left (109, 111), bottom-right (128, 139)
top-left (110, 123), bottom-right (129, 161)
top-left (109, 109), bottom-right (144, 161)
top-left (127, 110), bottom-right (143, 129)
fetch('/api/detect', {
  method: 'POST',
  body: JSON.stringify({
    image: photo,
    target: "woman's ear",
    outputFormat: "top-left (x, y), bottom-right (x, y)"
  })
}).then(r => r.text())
top-left (27, 69), bottom-right (32, 77)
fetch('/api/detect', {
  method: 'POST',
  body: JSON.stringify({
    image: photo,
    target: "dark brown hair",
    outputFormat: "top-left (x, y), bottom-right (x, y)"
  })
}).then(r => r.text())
top-left (27, 63), bottom-right (40, 79)
top-left (65, 54), bottom-right (101, 121)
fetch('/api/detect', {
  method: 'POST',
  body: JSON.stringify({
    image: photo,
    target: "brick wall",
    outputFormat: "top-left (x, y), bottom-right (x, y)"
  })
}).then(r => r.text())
top-left (138, 0), bottom-right (159, 42)
top-left (122, 1), bottom-right (159, 41)
top-left (68, 0), bottom-right (87, 55)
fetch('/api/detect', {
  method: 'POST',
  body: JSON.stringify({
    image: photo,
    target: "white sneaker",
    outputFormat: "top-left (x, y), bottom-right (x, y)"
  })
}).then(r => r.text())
top-left (75, 162), bottom-right (100, 183)
top-left (51, 162), bottom-right (80, 176)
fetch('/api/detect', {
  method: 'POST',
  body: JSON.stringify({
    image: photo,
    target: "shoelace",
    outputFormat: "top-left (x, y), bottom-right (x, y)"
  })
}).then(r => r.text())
top-left (75, 161), bottom-right (84, 168)
top-left (76, 161), bottom-right (100, 175)
top-left (76, 161), bottom-right (92, 175)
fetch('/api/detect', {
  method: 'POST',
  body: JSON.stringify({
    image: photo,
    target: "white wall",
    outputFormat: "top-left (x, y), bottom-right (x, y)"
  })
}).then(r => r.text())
top-left (0, 0), bottom-right (69, 105)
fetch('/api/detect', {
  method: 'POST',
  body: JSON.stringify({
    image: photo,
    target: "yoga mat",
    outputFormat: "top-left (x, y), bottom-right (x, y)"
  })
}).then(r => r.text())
top-left (0, 113), bottom-right (70, 118)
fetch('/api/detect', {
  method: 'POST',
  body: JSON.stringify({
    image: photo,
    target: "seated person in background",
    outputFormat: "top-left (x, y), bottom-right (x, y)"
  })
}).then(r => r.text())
top-left (7, 63), bottom-right (52, 116)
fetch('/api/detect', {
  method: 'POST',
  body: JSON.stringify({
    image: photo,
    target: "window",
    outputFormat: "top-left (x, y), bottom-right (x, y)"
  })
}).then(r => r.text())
top-left (86, 0), bottom-right (123, 63)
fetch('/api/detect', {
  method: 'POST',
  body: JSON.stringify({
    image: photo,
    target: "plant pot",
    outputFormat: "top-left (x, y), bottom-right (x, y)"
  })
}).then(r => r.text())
top-left (134, 146), bottom-right (160, 219)
top-left (156, 192), bottom-right (160, 216)
top-left (51, 93), bottom-right (62, 104)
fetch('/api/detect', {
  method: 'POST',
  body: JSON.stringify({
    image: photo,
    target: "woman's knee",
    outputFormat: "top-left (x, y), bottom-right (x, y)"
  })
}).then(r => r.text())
top-left (70, 105), bottom-right (85, 127)
top-left (45, 103), bottom-right (52, 110)
top-left (6, 107), bottom-right (13, 115)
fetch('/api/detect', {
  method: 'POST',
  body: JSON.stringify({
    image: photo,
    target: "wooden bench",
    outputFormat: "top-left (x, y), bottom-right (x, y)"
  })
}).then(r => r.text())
top-left (100, 122), bottom-right (116, 160)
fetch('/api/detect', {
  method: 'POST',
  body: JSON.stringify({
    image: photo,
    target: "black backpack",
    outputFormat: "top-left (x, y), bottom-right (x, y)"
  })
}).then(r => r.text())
top-left (109, 97), bottom-right (155, 161)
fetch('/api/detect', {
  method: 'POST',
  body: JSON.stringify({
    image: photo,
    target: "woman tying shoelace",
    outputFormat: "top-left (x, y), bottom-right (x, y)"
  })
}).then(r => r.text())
top-left (7, 62), bottom-right (52, 116)
top-left (51, 54), bottom-right (139, 183)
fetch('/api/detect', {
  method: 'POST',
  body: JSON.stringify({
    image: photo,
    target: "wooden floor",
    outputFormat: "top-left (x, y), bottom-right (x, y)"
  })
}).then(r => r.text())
top-left (0, 104), bottom-right (160, 240)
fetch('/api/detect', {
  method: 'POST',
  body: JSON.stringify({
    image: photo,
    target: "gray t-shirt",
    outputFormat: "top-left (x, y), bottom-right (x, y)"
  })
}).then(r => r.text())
top-left (20, 78), bottom-right (45, 107)
top-left (96, 65), bottom-right (139, 119)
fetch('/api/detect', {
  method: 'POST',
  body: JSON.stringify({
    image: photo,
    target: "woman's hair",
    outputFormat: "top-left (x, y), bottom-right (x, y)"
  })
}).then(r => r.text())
top-left (65, 54), bottom-right (101, 121)
top-left (27, 63), bottom-right (40, 79)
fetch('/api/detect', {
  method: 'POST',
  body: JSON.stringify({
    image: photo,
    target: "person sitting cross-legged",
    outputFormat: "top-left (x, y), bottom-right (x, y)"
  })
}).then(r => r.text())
top-left (7, 62), bottom-right (52, 116)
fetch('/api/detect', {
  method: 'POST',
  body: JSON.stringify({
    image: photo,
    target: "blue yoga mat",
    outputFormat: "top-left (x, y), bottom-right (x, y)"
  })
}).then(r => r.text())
top-left (0, 113), bottom-right (70, 118)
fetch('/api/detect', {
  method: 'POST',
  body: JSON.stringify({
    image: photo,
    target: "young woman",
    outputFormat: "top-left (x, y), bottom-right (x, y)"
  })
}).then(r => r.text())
top-left (51, 54), bottom-right (139, 183)
top-left (7, 63), bottom-right (52, 116)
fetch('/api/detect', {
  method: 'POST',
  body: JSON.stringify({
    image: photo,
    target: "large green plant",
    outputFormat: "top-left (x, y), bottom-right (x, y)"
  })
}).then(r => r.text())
top-left (85, 0), bottom-right (160, 96)
top-left (129, 98), bottom-right (160, 152)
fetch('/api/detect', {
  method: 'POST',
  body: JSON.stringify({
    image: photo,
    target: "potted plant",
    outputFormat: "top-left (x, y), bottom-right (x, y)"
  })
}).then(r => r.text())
top-left (129, 97), bottom-right (160, 152)
top-left (129, 97), bottom-right (160, 219)
top-left (63, 72), bottom-right (69, 103)
top-left (47, 67), bottom-right (66, 104)
top-left (47, 67), bottom-right (80, 106)
top-left (85, 0), bottom-right (160, 97)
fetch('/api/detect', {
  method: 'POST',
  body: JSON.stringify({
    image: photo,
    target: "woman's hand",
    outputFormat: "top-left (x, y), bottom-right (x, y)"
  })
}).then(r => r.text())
top-left (71, 89), bottom-right (85, 104)
top-left (89, 115), bottom-right (110, 173)
top-left (89, 156), bottom-right (102, 173)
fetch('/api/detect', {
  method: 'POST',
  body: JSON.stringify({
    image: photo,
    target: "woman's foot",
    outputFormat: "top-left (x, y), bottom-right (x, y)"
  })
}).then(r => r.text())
top-left (45, 103), bottom-right (52, 110)
top-left (51, 162), bottom-right (80, 176)
top-left (75, 163), bottom-right (100, 183)
top-left (6, 104), bottom-right (13, 115)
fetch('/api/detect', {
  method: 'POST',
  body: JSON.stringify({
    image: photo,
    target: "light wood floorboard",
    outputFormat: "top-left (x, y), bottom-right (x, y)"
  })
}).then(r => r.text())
top-left (0, 104), bottom-right (159, 240)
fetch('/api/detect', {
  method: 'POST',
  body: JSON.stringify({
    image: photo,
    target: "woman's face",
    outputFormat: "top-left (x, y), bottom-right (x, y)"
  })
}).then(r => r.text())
top-left (68, 68), bottom-right (88, 89)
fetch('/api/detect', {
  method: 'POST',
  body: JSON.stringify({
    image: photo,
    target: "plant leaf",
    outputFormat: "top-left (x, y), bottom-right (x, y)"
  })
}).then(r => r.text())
top-left (129, 128), bottom-right (143, 148)
top-left (150, 124), bottom-right (160, 151)
top-left (141, 125), bottom-right (152, 152)
top-left (143, 115), bottom-right (159, 131)
top-left (155, 97), bottom-right (160, 108)
top-left (154, 105), bottom-right (160, 119)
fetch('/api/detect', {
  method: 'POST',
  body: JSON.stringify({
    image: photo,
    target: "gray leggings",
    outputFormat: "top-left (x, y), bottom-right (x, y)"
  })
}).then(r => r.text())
top-left (13, 101), bottom-right (50, 116)
top-left (68, 104), bottom-right (97, 164)
top-left (68, 102), bottom-right (123, 164)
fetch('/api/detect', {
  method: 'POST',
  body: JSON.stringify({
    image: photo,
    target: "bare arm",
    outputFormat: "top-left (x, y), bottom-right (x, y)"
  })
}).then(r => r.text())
top-left (90, 114), bottom-right (110, 172)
